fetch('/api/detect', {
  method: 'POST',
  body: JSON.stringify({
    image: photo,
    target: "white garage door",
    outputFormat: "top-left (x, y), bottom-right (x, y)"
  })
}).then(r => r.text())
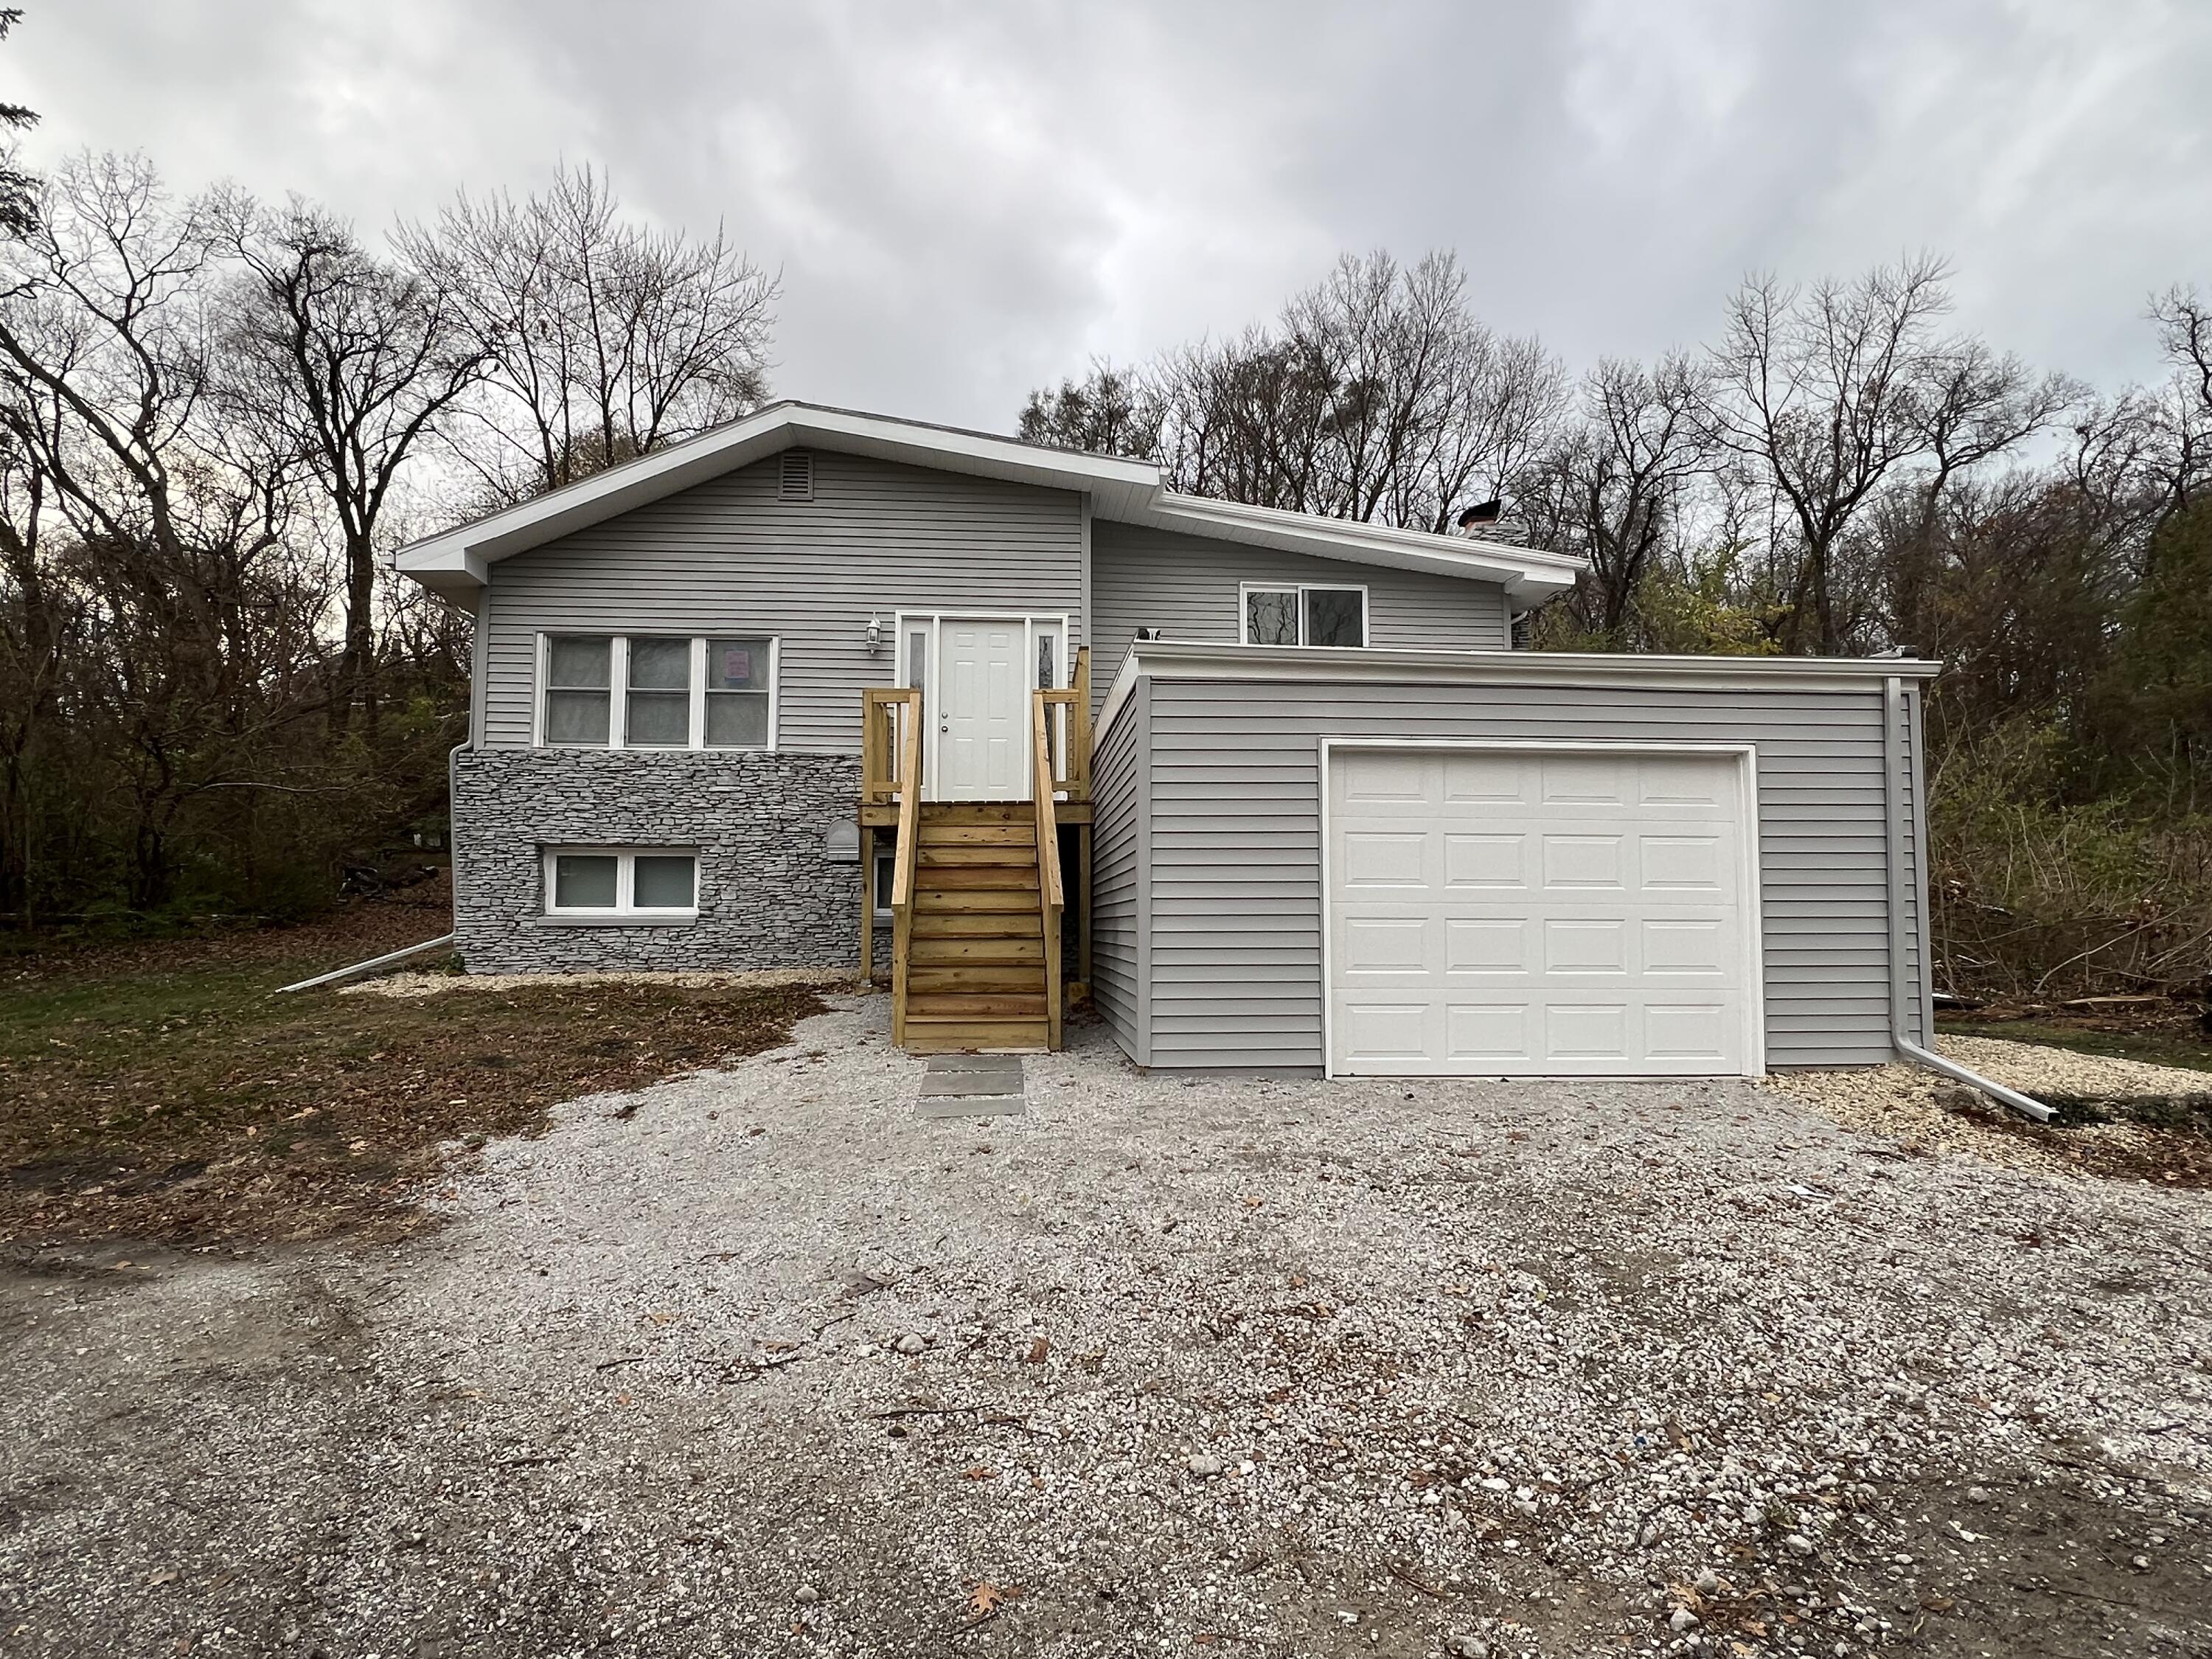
top-left (1326, 746), bottom-right (1759, 1077)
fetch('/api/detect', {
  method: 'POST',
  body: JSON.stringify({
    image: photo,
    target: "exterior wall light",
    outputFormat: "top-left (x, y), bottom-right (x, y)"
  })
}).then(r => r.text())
top-left (866, 613), bottom-right (883, 654)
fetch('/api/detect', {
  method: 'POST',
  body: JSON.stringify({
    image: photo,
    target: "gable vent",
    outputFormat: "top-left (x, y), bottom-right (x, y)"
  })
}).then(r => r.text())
top-left (779, 450), bottom-right (814, 501)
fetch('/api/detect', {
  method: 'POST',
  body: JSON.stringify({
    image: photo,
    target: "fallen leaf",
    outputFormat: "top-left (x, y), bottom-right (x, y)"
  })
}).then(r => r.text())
top-left (147, 1568), bottom-right (180, 1586)
top-left (1921, 1594), bottom-right (1955, 1612)
top-left (1023, 1337), bottom-right (1049, 1364)
top-left (962, 1465), bottom-right (998, 1481)
top-left (963, 1580), bottom-right (1021, 1624)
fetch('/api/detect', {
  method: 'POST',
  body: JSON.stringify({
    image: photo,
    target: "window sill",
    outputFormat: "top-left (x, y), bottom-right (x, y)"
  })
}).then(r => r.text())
top-left (535, 913), bottom-right (700, 928)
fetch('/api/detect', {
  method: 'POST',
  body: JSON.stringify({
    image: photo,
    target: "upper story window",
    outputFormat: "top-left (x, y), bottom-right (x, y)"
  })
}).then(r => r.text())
top-left (539, 634), bottom-right (777, 750)
top-left (1242, 583), bottom-right (1367, 647)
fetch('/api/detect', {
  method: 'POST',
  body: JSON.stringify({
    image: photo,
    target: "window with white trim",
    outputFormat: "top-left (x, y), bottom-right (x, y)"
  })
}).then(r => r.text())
top-left (543, 848), bottom-right (698, 917)
top-left (872, 843), bottom-right (896, 921)
top-left (539, 635), bottom-right (777, 749)
top-left (1242, 583), bottom-right (1367, 647)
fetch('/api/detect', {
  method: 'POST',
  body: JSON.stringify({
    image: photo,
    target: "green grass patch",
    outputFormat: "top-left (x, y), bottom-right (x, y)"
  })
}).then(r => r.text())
top-left (1937, 1018), bottom-right (2212, 1075)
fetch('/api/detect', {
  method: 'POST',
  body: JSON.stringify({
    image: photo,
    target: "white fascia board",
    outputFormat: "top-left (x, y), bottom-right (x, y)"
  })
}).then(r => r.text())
top-left (1092, 640), bottom-right (1942, 745)
top-left (1124, 493), bottom-right (1585, 603)
top-left (392, 400), bottom-right (1163, 593)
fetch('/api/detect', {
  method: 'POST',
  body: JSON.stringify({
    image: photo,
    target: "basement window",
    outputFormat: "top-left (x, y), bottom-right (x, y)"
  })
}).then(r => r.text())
top-left (543, 848), bottom-right (698, 919)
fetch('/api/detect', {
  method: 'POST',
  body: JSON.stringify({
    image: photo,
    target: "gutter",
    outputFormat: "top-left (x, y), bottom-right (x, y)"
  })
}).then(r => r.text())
top-left (1882, 674), bottom-right (2053, 1123)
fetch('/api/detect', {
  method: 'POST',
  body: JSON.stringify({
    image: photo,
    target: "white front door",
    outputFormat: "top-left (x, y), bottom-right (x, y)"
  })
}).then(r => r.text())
top-left (935, 619), bottom-right (1029, 800)
top-left (1326, 745), bottom-right (1760, 1077)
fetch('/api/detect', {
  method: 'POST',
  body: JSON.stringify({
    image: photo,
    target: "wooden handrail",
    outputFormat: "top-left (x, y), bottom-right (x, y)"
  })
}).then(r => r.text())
top-left (1031, 688), bottom-right (1065, 1050)
top-left (880, 687), bottom-right (923, 1046)
top-left (862, 687), bottom-right (917, 804)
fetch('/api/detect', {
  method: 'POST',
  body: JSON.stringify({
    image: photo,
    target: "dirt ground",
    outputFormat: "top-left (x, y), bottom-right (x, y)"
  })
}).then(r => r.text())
top-left (1, 998), bottom-right (2208, 1658)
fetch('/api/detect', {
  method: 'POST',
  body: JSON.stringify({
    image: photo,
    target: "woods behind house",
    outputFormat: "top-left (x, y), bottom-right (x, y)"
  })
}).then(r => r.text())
top-left (1, 134), bottom-right (2205, 1005)
top-left (1023, 252), bottom-right (2212, 1001)
top-left (0, 154), bottom-right (775, 925)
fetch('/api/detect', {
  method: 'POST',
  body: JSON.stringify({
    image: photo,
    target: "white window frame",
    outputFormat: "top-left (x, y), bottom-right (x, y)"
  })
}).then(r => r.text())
top-left (1238, 581), bottom-right (1369, 648)
top-left (541, 846), bottom-right (700, 919)
top-left (534, 633), bottom-right (779, 751)
top-left (871, 841), bottom-right (897, 922)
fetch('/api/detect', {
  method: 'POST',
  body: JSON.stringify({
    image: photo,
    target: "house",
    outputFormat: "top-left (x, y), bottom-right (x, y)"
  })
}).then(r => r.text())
top-left (395, 400), bottom-right (1943, 1078)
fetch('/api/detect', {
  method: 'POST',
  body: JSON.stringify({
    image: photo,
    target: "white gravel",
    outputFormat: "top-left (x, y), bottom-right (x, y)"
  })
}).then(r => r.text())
top-left (4, 996), bottom-right (2208, 1657)
top-left (1765, 1034), bottom-right (2212, 1177)
top-left (344, 964), bottom-right (856, 998)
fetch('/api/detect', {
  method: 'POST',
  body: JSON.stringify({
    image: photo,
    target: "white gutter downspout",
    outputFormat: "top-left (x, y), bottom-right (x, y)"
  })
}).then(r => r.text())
top-left (1882, 674), bottom-right (2053, 1123)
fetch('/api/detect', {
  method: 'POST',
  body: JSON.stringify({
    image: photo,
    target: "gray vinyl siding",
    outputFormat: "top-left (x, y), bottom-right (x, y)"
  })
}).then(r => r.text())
top-left (1088, 521), bottom-right (1512, 710)
top-left (477, 449), bottom-right (1084, 751)
top-left (1110, 673), bottom-right (1930, 1072)
top-left (1088, 681), bottom-right (1146, 1060)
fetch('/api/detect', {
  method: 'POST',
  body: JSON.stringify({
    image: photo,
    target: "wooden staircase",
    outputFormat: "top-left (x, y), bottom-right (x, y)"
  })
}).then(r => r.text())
top-left (899, 803), bottom-right (1051, 1052)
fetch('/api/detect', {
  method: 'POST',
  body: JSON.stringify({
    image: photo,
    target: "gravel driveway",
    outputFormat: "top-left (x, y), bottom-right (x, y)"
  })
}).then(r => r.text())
top-left (3, 997), bottom-right (2208, 1657)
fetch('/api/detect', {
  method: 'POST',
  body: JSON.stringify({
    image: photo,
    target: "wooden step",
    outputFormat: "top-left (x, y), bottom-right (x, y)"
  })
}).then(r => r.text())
top-left (916, 823), bottom-right (1034, 846)
top-left (917, 844), bottom-right (1042, 866)
top-left (900, 1017), bottom-right (1050, 1054)
top-left (907, 964), bottom-right (1047, 994)
top-left (908, 935), bottom-right (1045, 964)
top-left (915, 887), bottom-right (1043, 914)
top-left (910, 911), bottom-right (1043, 938)
top-left (905, 992), bottom-right (1048, 1019)
top-left (915, 865), bottom-right (1041, 891)
top-left (919, 802), bottom-right (1033, 824)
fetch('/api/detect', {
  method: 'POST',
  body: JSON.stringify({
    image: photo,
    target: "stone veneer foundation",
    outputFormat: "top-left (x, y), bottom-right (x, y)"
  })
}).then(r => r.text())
top-left (452, 748), bottom-right (863, 973)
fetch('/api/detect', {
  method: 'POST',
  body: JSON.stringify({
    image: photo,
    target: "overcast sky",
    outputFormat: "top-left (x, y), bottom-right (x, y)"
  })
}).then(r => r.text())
top-left (13, 1), bottom-right (2210, 431)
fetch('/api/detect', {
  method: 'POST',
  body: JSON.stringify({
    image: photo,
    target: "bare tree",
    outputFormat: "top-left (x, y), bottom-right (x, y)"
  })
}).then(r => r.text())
top-left (1520, 353), bottom-right (1715, 639)
top-left (1018, 358), bottom-right (1159, 457)
top-left (0, 154), bottom-right (326, 906)
top-left (403, 163), bottom-right (778, 502)
top-left (215, 192), bottom-right (484, 731)
top-left (1700, 255), bottom-right (2067, 652)
top-left (1030, 251), bottom-right (1565, 536)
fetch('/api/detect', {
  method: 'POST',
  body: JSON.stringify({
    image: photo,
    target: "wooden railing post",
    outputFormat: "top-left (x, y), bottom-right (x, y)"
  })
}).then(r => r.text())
top-left (885, 687), bottom-right (923, 1045)
top-left (1030, 689), bottom-right (1065, 1050)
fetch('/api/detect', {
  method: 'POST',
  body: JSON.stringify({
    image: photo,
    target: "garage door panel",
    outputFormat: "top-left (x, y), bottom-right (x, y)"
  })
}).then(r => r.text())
top-left (1542, 834), bottom-right (1626, 889)
top-left (1441, 753), bottom-right (1531, 804)
top-left (1544, 1002), bottom-right (1629, 1058)
top-left (1539, 755), bottom-right (1628, 805)
top-left (1444, 832), bottom-right (1528, 888)
top-left (1644, 1001), bottom-right (1731, 1058)
top-left (1339, 1001), bottom-right (1433, 1063)
top-left (1641, 918), bottom-right (1729, 975)
top-left (1640, 835), bottom-right (1727, 890)
top-left (1342, 754), bottom-right (1433, 807)
top-left (1444, 917), bottom-right (1530, 973)
top-left (1444, 1002), bottom-right (1531, 1059)
top-left (1330, 747), bottom-right (1756, 1077)
top-left (1542, 918), bottom-right (1629, 974)
top-left (1340, 915), bottom-right (1427, 975)
top-left (1341, 830), bottom-right (1429, 888)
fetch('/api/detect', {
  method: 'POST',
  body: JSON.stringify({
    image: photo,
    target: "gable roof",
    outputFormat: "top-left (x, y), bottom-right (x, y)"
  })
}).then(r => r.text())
top-left (392, 400), bottom-right (1585, 605)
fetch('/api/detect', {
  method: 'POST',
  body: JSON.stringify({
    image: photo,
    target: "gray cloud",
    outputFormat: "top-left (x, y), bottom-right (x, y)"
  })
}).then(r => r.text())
top-left (13, 0), bottom-right (2211, 428)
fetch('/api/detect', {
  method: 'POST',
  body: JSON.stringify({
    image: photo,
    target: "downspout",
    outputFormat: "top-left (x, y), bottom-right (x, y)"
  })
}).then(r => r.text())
top-left (1882, 674), bottom-right (2053, 1123)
